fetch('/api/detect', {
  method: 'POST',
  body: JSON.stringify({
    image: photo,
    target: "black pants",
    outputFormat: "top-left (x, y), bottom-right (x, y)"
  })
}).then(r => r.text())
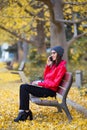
top-left (19, 84), bottom-right (56, 110)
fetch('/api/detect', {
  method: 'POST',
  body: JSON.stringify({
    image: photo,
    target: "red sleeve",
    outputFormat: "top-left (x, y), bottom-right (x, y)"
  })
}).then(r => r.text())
top-left (38, 65), bottom-right (66, 89)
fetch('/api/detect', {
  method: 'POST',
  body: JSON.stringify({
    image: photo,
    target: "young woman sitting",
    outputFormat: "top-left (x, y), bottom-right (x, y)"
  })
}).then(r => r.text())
top-left (14, 46), bottom-right (67, 122)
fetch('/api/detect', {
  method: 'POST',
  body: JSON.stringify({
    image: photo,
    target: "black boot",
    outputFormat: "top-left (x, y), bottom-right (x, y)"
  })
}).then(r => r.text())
top-left (14, 110), bottom-right (33, 122)
top-left (28, 110), bottom-right (33, 120)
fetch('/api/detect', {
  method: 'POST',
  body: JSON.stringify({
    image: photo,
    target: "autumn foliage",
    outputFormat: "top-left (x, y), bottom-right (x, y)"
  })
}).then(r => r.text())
top-left (0, 62), bottom-right (87, 130)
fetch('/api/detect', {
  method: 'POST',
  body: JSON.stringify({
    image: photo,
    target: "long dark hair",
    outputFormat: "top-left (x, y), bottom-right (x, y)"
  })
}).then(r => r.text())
top-left (53, 54), bottom-right (62, 66)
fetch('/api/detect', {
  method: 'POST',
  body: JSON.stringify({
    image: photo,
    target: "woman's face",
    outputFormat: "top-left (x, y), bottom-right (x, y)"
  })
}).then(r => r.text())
top-left (51, 50), bottom-right (57, 61)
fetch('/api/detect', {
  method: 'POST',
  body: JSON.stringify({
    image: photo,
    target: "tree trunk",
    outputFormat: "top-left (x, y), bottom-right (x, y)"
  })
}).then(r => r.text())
top-left (36, 8), bottom-right (46, 54)
top-left (49, 0), bottom-right (67, 60)
top-left (22, 41), bottom-right (28, 62)
top-left (17, 41), bottom-right (23, 63)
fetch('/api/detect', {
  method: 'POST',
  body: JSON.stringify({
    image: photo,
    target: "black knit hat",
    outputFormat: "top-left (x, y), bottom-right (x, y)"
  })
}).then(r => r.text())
top-left (51, 46), bottom-right (64, 57)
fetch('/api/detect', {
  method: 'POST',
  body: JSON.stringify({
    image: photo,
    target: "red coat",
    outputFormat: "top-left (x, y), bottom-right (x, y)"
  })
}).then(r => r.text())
top-left (38, 60), bottom-right (67, 92)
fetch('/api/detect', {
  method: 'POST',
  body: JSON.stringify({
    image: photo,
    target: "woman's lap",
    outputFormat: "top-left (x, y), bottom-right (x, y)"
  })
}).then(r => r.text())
top-left (21, 84), bottom-right (56, 97)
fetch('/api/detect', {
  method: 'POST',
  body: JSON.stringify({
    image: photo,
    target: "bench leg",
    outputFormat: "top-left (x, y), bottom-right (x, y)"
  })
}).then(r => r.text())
top-left (56, 105), bottom-right (62, 112)
top-left (62, 103), bottom-right (73, 121)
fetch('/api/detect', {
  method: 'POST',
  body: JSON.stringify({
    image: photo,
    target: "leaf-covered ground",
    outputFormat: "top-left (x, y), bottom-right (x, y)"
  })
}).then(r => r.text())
top-left (0, 62), bottom-right (87, 130)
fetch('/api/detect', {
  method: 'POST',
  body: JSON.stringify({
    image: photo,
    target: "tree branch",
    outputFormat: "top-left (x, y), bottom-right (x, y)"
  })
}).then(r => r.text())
top-left (0, 0), bottom-right (9, 10)
top-left (16, 1), bottom-right (35, 17)
top-left (0, 25), bottom-right (35, 44)
top-left (0, 15), bottom-right (31, 18)
top-left (37, 0), bottom-right (87, 25)
top-left (64, 2), bottom-right (87, 5)
top-left (37, 0), bottom-right (50, 5)
top-left (55, 17), bottom-right (87, 24)
top-left (67, 32), bottom-right (87, 47)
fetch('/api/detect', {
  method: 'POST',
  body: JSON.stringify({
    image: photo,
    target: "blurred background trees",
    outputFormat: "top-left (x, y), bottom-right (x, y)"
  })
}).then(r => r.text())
top-left (0, 0), bottom-right (87, 69)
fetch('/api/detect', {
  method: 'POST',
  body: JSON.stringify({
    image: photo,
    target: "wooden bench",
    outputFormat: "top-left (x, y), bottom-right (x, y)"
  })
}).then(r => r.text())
top-left (18, 61), bottom-right (25, 71)
top-left (30, 72), bottom-right (73, 121)
top-left (19, 71), bottom-right (73, 121)
top-left (11, 61), bottom-right (25, 74)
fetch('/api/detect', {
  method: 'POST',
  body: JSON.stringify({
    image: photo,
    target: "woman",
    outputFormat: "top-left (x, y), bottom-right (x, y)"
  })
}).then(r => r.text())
top-left (14, 46), bottom-right (67, 122)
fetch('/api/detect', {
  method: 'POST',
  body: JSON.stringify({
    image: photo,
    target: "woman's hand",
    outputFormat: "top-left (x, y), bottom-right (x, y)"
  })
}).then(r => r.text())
top-left (47, 56), bottom-right (52, 66)
top-left (32, 81), bottom-right (38, 85)
top-left (31, 80), bottom-right (42, 87)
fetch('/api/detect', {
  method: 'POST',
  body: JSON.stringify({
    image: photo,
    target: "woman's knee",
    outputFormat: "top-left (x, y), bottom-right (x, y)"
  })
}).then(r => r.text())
top-left (20, 84), bottom-right (27, 90)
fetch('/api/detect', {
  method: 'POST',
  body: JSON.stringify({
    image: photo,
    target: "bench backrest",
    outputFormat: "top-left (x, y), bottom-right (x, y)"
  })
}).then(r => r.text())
top-left (57, 72), bottom-right (73, 99)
